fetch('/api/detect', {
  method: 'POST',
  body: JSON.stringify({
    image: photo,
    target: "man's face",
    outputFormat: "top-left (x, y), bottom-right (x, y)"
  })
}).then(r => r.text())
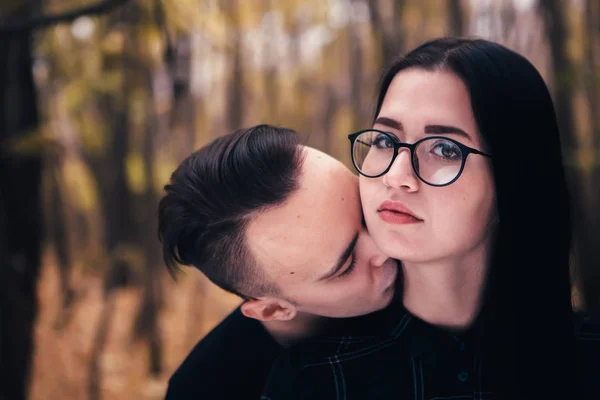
top-left (245, 147), bottom-right (398, 318)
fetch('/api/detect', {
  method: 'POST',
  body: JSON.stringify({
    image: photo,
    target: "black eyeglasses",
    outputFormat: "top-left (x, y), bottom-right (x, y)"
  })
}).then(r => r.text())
top-left (348, 129), bottom-right (492, 187)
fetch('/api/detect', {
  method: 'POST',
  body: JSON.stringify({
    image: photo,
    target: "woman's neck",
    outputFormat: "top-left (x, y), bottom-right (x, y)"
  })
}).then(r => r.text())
top-left (401, 241), bottom-right (490, 331)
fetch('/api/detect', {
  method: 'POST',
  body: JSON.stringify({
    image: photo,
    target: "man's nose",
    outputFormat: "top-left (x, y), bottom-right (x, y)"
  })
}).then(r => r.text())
top-left (369, 243), bottom-right (391, 268)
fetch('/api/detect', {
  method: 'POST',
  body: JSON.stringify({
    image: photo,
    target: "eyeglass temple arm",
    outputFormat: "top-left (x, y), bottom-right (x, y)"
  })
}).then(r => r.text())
top-left (471, 148), bottom-right (492, 158)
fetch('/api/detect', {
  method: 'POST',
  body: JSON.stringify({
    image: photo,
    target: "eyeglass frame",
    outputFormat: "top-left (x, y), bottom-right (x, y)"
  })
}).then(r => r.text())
top-left (348, 129), bottom-right (492, 187)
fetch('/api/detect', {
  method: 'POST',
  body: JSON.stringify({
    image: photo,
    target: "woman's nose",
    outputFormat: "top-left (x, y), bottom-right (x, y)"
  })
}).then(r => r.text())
top-left (383, 149), bottom-right (419, 192)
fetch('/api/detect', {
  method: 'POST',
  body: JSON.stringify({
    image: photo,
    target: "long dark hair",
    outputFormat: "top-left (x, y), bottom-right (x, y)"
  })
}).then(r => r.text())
top-left (374, 38), bottom-right (576, 398)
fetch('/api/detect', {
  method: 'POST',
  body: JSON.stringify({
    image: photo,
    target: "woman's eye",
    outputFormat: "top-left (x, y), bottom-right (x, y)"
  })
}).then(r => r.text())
top-left (431, 141), bottom-right (461, 160)
top-left (373, 134), bottom-right (394, 149)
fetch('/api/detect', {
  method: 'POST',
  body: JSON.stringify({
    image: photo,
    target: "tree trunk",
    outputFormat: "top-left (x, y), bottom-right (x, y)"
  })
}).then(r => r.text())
top-left (349, 2), bottom-right (365, 130)
top-left (87, 6), bottom-right (137, 399)
top-left (0, 4), bottom-right (43, 400)
top-left (448, 0), bottom-right (464, 36)
top-left (93, 86), bottom-right (134, 288)
top-left (541, 0), bottom-right (599, 319)
top-left (46, 157), bottom-right (76, 331)
top-left (578, 0), bottom-right (600, 318)
top-left (584, 0), bottom-right (600, 144)
top-left (87, 295), bottom-right (116, 400)
top-left (228, 0), bottom-right (244, 131)
top-left (539, 0), bottom-right (577, 149)
top-left (133, 67), bottom-right (167, 376)
top-left (169, 35), bottom-right (196, 156)
top-left (262, 0), bottom-right (279, 117)
top-left (368, 0), bottom-right (405, 68)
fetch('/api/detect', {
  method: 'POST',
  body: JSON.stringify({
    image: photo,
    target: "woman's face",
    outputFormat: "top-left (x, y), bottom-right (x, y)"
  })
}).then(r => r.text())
top-left (360, 68), bottom-right (496, 264)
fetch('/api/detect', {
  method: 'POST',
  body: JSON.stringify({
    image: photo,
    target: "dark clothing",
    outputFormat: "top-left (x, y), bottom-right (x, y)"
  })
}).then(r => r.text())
top-left (262, 296), bottom-right (600, 400)
top-left (261, 295), bottom-right (501, 399)
top-left (162, 295), bottom-right (397, 400)
top-left (575, 314), bottom-right (600, 398)
top-left (165, 299), bottom-right (600, 400)
top-left (164, 307), bottom-right (281, 400)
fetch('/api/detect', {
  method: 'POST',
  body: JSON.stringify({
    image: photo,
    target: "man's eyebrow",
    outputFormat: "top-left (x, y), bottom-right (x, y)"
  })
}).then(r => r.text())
top-left (425, 125), bottom-right (471, 140)
top-left (317, 232), bottom-right (360, 282)
top-left (374, 117), bottom-right (403, 131)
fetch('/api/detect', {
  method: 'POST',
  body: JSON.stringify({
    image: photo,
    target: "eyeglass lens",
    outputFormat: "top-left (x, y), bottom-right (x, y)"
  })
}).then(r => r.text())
top-left (352, 130), bottom-right (463, 185)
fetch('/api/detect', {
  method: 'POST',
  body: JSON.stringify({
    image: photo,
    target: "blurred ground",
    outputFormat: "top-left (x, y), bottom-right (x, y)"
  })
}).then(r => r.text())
top-left (29, 249), bottom-right (241, 400)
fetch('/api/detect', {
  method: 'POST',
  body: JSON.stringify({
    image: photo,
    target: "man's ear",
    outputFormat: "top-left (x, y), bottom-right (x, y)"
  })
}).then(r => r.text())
top-left (240, 297), bottom-right (297, 322)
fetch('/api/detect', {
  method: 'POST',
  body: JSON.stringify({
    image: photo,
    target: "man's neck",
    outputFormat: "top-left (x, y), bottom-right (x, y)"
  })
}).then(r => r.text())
top-left (261, 312), bottom-right (329, 347)
top-left (401, 241), bottom-right (490, 332)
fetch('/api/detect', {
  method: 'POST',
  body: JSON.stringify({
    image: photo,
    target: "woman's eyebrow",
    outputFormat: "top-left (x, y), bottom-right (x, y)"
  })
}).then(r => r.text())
top-left (374, 116), bottom-right (403, 131)
top-left (375, 117), bottom-right (472, 140)
top-left (424, 124), bottom-right (471, 140)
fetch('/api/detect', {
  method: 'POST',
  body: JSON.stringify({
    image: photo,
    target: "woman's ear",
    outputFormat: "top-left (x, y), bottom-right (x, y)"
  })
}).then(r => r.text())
top-left (240, 297), bottom-right (298, 321)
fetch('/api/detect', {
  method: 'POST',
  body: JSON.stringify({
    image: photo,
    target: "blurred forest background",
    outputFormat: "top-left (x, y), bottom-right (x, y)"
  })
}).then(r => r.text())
top-left (0, 0), bottom-right (598, 399)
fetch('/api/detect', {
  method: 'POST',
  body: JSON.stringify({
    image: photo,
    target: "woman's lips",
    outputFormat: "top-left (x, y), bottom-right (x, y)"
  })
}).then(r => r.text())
top-left (377, 200), bottom-right (422, 225)
top-left (378, 210), bottom-right (422, 224)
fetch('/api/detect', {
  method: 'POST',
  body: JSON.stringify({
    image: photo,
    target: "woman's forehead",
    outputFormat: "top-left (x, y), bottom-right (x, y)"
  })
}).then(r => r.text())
top-left (379, 69), bottom-right (479, 144)
top-left (384, 70), bottom-right (470, 113)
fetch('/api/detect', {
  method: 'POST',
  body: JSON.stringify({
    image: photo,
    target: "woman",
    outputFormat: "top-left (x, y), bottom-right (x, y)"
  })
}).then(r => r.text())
top-left (262, 37), bottom-right (579, 399)
top-left (353, 37), bottom-right (577, 397)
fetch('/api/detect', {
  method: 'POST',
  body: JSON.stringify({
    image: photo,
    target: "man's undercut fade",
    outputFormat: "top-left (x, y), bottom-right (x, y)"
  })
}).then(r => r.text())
top-left (158, 124), bottom-right (305, 298)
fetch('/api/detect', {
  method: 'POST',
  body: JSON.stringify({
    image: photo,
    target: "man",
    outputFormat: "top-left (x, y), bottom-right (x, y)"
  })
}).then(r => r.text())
top-left (158, 124), bottom-right (398, 399)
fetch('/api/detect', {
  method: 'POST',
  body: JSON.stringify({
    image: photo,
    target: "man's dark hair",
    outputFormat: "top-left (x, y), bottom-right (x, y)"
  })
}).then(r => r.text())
top-left (158, 124), bottom-right (305, 299)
